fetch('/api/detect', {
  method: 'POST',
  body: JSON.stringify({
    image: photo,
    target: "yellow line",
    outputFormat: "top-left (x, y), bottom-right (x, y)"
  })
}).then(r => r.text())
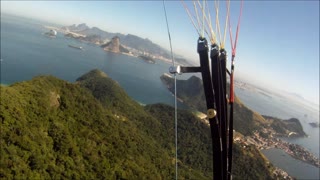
top-left (214, 0), bottom-right (222, 46)
top-left (193, 0), bottom-right (202, 34)
top-left (181, 0), bottom-right (201, 36)
top-left (221, 0), bottom-right (231, 49)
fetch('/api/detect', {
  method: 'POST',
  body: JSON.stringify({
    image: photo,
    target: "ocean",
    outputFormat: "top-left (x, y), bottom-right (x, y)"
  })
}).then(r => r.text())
top-left (262, 148), bottom-right (319, 180)
top-left (235, 87), bottom-right (319, 158)
top-left (1, 14), bottom-right (178, 107)
top-left (1, 14), bottom-right (319, 179)
top-left (236, 88), bottom-right (319, 179)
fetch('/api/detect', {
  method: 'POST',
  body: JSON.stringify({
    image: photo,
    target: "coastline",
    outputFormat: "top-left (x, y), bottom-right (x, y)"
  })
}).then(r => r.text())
top-left (160, 72), bottom-right (319, 177)
top-left (43, 25), bottom-right (175, 65)
top-left (262, 148), bottom-right (320, 180)
top-left (249, 131), bottom-right (319, 167)
top-left (29, 22), bottom-right (320, 179)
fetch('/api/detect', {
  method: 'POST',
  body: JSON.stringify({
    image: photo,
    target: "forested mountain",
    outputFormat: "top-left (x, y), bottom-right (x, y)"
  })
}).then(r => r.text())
top-left (160, 74), bottom-right (306, 137)
top-left (0, 70), bottom-right (275, 179)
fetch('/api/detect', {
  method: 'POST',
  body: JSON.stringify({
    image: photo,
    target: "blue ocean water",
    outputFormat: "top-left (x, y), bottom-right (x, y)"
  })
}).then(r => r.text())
top-left (235, 88), bottom-right (319, 158)
top-left (235, 86), bottom-right (319, 179)
top-left (262, 148), bottom-right (319, 180)
top-left (1, 14), bottom-right (319, 179)
top-left (1, 14), bottom-right (177, 107)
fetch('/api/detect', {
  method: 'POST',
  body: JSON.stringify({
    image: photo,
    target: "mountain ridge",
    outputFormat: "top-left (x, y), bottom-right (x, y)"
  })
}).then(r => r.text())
top-left (61, 23), bottom-right (193, 66)
top-left (160, 74), bottom-right (307, 137)
top-left (0, 69), bottom-right (278, 179)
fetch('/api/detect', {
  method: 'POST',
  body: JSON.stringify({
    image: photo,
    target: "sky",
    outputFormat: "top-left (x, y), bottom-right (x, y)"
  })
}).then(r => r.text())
top-left (1, 1), bottom-right (319, 105)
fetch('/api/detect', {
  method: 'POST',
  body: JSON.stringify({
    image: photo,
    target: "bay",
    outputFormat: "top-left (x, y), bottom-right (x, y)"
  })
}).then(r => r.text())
top-left (262, 148), bottom-right (319, 180)
top-left (235, 88), bottom-right (319, 158)
top-left (1, 14), bottom-right (179, 107)
top-left (235, 87), bottom-right (319, 179)
top-left (1, 13), bottom-right (319, 179)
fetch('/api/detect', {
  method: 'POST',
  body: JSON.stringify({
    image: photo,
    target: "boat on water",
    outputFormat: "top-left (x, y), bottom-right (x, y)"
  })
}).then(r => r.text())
top-left (44, 29), bottom-right (57, 38)
top-left (49, 29), bottom-right (57, 36)
top-left (68, 45), bottom-right (83, 50)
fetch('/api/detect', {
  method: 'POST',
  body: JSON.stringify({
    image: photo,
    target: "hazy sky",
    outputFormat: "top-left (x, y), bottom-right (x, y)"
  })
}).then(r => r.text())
top-left (1, 1), bottom-right (319, 105)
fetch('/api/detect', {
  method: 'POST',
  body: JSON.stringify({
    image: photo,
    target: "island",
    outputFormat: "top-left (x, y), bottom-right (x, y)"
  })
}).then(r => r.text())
top-left (100, 36), bottom-right (130, 54)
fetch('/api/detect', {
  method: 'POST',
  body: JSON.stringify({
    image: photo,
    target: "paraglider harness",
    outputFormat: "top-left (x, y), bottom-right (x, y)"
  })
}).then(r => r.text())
top-left (169, 38), bottom-right (230, 180)
top-left (164, 0), bottom-right (243, 179)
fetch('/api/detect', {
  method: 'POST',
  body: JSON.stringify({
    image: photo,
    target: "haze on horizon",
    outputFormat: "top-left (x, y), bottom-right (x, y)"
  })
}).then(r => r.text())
top-left (1, 1), bottom-right (319, 106)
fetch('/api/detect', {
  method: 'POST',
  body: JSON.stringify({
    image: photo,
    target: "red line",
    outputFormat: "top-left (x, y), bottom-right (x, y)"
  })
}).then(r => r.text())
top-left (228, 0), bottom-right (244, 57)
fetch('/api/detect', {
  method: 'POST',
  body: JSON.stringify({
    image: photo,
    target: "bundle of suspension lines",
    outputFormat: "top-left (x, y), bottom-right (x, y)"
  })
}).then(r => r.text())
top-left (163, 0), bottom-right (243, 179)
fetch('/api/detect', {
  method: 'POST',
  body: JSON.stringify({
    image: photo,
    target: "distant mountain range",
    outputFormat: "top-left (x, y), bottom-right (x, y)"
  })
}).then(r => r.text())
top-left (61, 23), bottom-right (193, 66)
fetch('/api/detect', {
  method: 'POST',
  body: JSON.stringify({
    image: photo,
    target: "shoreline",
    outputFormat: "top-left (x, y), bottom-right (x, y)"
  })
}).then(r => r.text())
top-left (48, 21), bottom-right (320, 176)
top-left (235, 132), bottom-right (319, 179)
top-left (160, 71), bottom-right (319, 169)
top-left (246, 130), bottom-right (320, 168)
top-left (43, 25), bottom-right (175, 66)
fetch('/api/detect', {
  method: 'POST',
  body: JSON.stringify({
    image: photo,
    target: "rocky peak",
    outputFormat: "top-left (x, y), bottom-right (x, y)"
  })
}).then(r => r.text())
top-left (102, 36), bottom-right (121, 53)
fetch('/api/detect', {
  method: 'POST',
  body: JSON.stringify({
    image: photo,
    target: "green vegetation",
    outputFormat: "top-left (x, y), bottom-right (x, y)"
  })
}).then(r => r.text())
top-left (0, 69), bottom-right (275, 179)
top-left (160, 75), bottom-right (206, 112)
top-left (232, 144), bottom-right (274, 180)
top-left (160, 75), bottom-right (267, 136)
top-left (1, 75), bottom-right (169, 179)
top-left (145, 104), bottom-right (275, 180)
top-left (160, 74), bottom-right (307, 138)
top-left (145, 104), bottom-right (213, 178)
top-left (263, 116), bottom-right (307, 137)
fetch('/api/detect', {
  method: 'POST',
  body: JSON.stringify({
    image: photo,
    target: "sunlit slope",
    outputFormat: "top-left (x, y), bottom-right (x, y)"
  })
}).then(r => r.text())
top-left (76, 69), bottom-right (211, 179)
top-left (0, 73), bottom-right (199, 179)
top-left (160, 74), bottom-right (265, 136)
top-left (160, 74), bottom-right (305, 137)
top-left (1, 70), bottom-right (274, 179)
top-left (145, 104), bottom-right (274, 180)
